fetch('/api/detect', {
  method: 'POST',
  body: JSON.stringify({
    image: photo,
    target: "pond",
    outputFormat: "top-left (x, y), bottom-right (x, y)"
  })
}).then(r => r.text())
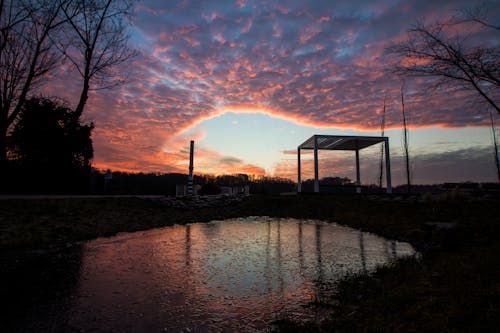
top-left (3, 217), bottom-right (415, 332)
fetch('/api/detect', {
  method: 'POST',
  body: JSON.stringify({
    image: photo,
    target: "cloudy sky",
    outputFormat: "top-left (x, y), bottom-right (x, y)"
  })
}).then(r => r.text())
top-left (46, 0), bottom-right (499, 185)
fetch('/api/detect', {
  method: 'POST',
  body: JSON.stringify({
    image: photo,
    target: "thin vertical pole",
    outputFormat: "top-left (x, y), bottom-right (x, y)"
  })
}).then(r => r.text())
top-left (385, 138), bottom-right (392, 194)
top-left (297, 147), bottom-right (302, 193)
top-left (401, 84), bottom-right (411, 193)
top-left (187, 140), bottom-right (194, 195)
top-left (379, 95), bottom-right (387, 189)
top-left (355, 149), bottom-right (361, 193)
top-left (490, 111), bottom-right (500, 182)
top-left (314, 136), bottom-right (319, 193)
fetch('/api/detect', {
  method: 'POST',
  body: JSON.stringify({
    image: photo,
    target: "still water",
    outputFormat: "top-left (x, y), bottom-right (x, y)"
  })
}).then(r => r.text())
top-left (5, 217), bottom-right (415, 332)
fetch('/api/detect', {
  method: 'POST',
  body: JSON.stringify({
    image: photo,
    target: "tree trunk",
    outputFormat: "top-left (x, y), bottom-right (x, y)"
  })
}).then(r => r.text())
top-left (74, 77), bottom-right (89, 119)
top-left (0, 114), bottom-right (8, 172)
top-left (0, 125), bottom-right (6, 163)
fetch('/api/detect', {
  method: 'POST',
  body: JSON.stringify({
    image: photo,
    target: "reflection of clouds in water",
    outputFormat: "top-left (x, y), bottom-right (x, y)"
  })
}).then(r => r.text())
top-left (67, 218), bottom-right (415, 332)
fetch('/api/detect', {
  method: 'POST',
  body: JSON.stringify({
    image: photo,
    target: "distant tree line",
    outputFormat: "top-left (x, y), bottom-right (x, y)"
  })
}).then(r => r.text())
top-left (95, 172), bottom-right (204, 195)
top-left (99, 172), bottom-right (297, 196)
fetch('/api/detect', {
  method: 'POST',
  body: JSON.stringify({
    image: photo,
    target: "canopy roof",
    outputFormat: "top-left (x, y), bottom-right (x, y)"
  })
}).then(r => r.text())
top-left (298, 135), bottom-right (386, 151)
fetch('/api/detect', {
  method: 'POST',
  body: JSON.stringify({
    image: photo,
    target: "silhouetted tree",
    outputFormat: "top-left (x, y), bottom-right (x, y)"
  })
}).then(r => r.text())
top-left (60, 0), bottom-right (137, 118)
top-left (320, 177), bottom-right (352, 186)
top-left (0, 0), bottom-right (137, 164)
top-left (390, 4), bottom-right (499, 113)
top-left (299, 177), bottom-right (354, 193)
top-left (249, 176), bottom-right (295, 194)
top-left (391, 4), bottom-right (500, 185)
top-left (8, 97), bottom-right (93, 192)
top-left (215, 174), bottom-right (249, 186)
top-left (0, 0), bottom-right (68, 164)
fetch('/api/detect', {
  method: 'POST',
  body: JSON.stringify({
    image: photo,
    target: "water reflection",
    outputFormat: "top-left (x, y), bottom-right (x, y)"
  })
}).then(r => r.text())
top-left (4, 218), bottom-right (416, 332)
top-left (298, 221), bottom-right (305, 279)
top-left (185, 224), bottom-right (191, 266)
top-left (359, 231), bottom-right (367, 274)
top-left (316, 223), bottom-right (323, 282)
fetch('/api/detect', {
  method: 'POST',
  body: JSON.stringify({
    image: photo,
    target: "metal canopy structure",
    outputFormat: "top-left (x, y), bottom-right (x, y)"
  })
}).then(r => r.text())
top-left (297, 135), bottom-right (392, 194)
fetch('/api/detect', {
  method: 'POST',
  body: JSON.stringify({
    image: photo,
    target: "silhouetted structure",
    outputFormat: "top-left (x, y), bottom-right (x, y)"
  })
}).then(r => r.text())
top-left (297, 135), bottom-right (392, 194)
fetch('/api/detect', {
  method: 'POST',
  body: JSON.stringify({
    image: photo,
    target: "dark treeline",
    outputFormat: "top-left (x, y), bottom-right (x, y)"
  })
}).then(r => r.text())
top-left (248, 176), bottom-right (295, 194)
top-left (300, 177), bottom-right (355, 193)
top-left (100, 172), bottom-right (296, 195)
top-left (97, 172), bottom-right (204, 195)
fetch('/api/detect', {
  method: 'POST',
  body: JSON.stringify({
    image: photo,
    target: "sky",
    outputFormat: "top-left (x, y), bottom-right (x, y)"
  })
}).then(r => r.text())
top-left (45, 0), bottom-right (500, 185)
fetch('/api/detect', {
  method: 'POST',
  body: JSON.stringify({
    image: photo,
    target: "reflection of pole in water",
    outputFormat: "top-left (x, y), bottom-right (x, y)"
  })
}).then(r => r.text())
top-left (265, 221), bottom-right (271, 293)
top-left (383, 240), bottom-right (398, 261)
top-left (315, 223), bottom-right (324, 299)
top-left (391, 240), bottom-right (397, 259)
top-left (277, 221), bottom-right (284, 297)
top-left (298, 222), bottom-right (304, 273)
top-left (359, 232), bottom-right (367, 273)
top-left (183, 224), bottom-right (192, 315)
top-left (185, 224), bottom-right (191, 266)
top-left (384, 240), bottom-right (391, 260)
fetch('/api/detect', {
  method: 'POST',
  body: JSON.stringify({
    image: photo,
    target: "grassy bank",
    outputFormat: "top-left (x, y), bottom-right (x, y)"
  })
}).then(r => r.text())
top-left (1, 194), bottom-right (497, 250)
top-left (1, 194), bottom-right (499, 331)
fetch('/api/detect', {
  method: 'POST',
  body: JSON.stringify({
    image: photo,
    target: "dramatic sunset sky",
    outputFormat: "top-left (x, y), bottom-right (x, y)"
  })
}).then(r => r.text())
top-left (45, 0), bottom-right (499, 185)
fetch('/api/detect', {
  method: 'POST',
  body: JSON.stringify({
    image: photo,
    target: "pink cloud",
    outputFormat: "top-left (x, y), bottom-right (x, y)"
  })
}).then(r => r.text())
top-left (299, 24), bottom-right (322, 44)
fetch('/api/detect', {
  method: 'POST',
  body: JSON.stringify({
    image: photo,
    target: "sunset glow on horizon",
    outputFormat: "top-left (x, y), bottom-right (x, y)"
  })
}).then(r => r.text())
top-left (43, 0), bottom-right (500, 185)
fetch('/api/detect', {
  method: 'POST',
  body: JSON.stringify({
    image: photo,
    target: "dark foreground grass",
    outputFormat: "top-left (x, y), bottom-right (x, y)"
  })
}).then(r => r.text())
top-left (1, 193), bottom-right (491, 250)
top-left (275, 244), bottom-right (500, 332)
top-left (1, 194), bottom-right (499, 331)
top-left (0, 194), bottom-right (425, 249)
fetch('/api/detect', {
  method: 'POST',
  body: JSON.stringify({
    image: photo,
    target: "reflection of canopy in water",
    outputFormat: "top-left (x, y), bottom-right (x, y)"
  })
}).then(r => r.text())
top-left (297, 135), bottom-right (392, 193)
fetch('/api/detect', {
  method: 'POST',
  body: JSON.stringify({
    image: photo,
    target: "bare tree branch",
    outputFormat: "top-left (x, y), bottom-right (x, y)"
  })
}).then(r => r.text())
top-left (0, 0), bottom-right (69, 162)
top-left (61, 0), bottom-right (137, 118)
top-left (389, 13), bottom-right (500, 114)
top-left (458, 3), bottom-right (500, 31)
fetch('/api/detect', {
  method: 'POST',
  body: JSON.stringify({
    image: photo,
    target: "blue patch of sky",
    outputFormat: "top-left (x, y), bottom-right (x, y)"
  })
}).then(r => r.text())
top-left (293, 45), bottom-right (318, 58)
top-left (128, 24), bottom-right (149, 49)
top-left (183, 112), bottom-right (493, 175)
top-left (335, 46), bottom-right (357, 59)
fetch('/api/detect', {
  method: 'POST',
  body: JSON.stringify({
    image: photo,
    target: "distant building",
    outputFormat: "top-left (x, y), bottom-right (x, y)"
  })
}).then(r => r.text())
top-left (220, 185), bottom-right (250, 196)
top-left (176, 184), bottom-right (201, 197)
